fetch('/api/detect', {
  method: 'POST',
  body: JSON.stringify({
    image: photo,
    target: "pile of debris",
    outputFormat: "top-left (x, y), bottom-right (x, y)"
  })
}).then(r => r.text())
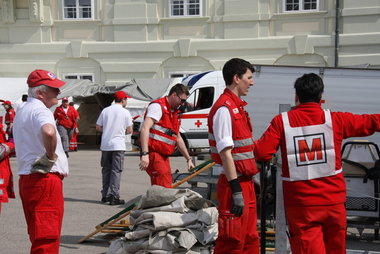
top-left (107, 185), bottom-right (218, 254)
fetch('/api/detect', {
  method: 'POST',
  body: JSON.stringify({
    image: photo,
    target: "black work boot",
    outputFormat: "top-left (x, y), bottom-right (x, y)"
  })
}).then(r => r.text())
top-left (109, 196), bottom-right (125, 206)
top-left (101, 196), bottom-right (111, 203)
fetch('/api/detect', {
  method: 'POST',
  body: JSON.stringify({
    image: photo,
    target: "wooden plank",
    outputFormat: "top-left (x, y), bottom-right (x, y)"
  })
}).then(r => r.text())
top-left (101, 229), bottom-right (125, 234)
top-left (108, 224), bottom-right (130, 228)
top-left (95, 203), bottom-right (137, 229)
top-left (78, 203), bottom-right (138, 243)
top-left (171, 162), bottom-right (216, 188)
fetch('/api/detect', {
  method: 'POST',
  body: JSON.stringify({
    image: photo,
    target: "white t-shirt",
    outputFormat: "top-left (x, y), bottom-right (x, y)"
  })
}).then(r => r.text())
top-left (212, 106), bottom-right (234, 174)
top-left (213, 106), bottom-right (234, 152)
top-left (16, 101), bottom-right (27, 112)
top-left (96, 103), bottom-right (133, 151)
top-left (146, 102), bottom-right (163, 122)
top-left (13, 98), bottom-right (69, 176)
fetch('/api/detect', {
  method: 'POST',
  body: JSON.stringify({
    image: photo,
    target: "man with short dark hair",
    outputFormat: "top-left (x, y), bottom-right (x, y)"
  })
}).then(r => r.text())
top-left (207, 58), bottom-right (259, 253)
top-left (139, 83), bottom-right (194, 188)
top-left (254, 73), bottom-right (380, 254)
top-left (96, 91), bottom-right (133, 205)
top-left (13, 69), bottom-right (69, 253)
top-left (17, 94), bottom-right (28, 111)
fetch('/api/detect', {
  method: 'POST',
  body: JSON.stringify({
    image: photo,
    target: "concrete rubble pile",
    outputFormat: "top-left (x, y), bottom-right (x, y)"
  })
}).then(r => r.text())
top-left (107, 185), bottom-right (219, 254)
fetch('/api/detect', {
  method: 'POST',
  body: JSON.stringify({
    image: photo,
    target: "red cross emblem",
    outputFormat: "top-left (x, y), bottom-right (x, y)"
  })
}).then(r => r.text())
top-left (195, 120), bottom-right (202, 127)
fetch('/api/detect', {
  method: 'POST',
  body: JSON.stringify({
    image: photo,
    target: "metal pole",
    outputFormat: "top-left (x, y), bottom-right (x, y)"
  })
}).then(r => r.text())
top-left (260, 161), bottom-right (268, 254)
top-left (334, 0), bottom-right (340, 67)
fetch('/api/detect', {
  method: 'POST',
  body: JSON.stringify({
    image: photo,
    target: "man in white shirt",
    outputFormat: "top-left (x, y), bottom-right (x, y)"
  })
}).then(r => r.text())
top-left (13, 69), bottom-right (69, 254)
top-left (16, 94), bottom-right (28, 111)
top-left (96, 91), bottom-right (133, 205)
top-left (139, 83), bottom-right (194, 188)
top-left (208, 58), bottom-right (259, 253)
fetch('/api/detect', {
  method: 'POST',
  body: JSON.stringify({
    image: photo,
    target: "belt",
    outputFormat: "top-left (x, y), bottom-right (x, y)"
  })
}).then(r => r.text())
top-left (20, 172), bottom-right (64, 181)
top-left (238, 175), bottom-right (253, 182)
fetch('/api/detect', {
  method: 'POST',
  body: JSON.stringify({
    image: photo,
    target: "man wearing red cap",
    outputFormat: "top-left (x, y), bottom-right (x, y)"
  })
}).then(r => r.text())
top-left (54, 97), bottom-right (79, 158)
top-left (96, 91), bottom-right (133, 205)
top-left (13, 69), bottom-right (69, 253)
top-left (2, 100), bottom-right (15, 142)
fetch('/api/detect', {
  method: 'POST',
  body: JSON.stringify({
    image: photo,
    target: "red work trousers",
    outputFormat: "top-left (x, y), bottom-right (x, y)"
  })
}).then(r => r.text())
top-left (146, 151), bottom-right (172, 188)
top-left (19, 173), bottom-right (64, 254)
top-left (286, 203), bottom-right (347, 254)
top-left (214, 174), bottom-right (260, 254)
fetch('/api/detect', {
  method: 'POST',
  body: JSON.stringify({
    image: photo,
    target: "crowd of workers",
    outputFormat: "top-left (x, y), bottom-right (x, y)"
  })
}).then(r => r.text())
top-left (0, 58), bottom-right (379, 254)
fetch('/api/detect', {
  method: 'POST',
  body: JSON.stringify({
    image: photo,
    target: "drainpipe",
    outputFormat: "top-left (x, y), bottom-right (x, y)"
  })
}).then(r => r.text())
top-left (334, 0), bottom-right (340, 67)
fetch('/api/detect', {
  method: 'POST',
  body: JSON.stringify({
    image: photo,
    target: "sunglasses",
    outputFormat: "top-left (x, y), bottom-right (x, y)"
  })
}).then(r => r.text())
top-left (177, 93), bottom-right (187, 103)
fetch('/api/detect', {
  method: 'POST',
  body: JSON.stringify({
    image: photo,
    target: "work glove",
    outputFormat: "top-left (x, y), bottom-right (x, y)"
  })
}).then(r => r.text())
top-left (231, 191), bottom-right (244, 217)
top-left (31, 153), bottom-right (57, 174)
top-left (229, 178), bottom-right (244, 217)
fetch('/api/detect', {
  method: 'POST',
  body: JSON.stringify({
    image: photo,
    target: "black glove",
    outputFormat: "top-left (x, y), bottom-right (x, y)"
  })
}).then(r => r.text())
top-left (229, 178), bottom-right (244, 217)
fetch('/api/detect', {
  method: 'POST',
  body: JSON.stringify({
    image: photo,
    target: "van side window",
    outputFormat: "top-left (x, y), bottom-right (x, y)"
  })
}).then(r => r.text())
top-left (195, 87), bottom-right (214, 110)
top-left (179, 87), bottom-right (214, 113)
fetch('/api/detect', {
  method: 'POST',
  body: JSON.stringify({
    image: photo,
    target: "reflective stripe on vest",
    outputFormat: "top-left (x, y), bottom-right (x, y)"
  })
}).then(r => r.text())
top-left (149, 132), bottom-right (176, 146)
top-left (0, 144), bottom-right (11, 158)
top-left (209, 133), bottom-right (254, 161)
top-left (0, 178), bottom-right (3, 195)
top-left (152, 124), bottom-right (170, 135)
top-left (282, 110), bottom-right (341, 181)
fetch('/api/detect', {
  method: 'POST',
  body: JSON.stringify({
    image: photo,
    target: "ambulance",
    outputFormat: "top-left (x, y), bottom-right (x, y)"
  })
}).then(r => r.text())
top-left (131, 65), bottom-right (380, 152)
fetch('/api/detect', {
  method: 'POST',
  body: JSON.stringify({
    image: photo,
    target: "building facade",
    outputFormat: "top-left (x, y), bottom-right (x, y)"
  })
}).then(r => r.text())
top-left (0, 0), bottom-right (379, 85)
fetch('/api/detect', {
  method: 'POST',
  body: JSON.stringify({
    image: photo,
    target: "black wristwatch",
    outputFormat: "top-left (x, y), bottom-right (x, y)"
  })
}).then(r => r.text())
top-left (140, 151), bottom-right (149, 157)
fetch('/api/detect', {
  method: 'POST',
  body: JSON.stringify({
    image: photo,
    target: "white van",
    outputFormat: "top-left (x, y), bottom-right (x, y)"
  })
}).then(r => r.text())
top-left (131, 65), bottom-right (380, 151)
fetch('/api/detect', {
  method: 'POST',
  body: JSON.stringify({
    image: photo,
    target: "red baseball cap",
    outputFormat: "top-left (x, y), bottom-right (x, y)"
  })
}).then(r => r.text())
top-left (62, 97), bottom-right (69, 101)
top-left (114, 91), bottom-right (131, 100)
top-left (27, 69), bottom-right (65, 88)
top-left (2, 101), bottom-right (11, 105)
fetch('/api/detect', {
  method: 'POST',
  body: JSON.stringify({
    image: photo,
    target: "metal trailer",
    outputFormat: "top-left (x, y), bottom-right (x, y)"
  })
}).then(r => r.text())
top-left (342, 141), bottom-right (380, 240)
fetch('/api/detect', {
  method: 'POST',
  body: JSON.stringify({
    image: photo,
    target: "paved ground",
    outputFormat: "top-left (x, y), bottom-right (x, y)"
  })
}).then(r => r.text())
top-left (1, 146), bottom-right (380, 254)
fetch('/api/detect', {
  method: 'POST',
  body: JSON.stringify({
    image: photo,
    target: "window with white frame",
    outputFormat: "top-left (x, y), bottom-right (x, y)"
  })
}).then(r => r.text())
top-left (284, 0), bottom-right (318, 12)
top-left (63, 73), bottom-right (94, 81)
top-left (169, 0), bottom-right (201, 17)
top-left (63, 0), bottom-right (93, 19)
top-left (168, 72), bottom-right (198, 78)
